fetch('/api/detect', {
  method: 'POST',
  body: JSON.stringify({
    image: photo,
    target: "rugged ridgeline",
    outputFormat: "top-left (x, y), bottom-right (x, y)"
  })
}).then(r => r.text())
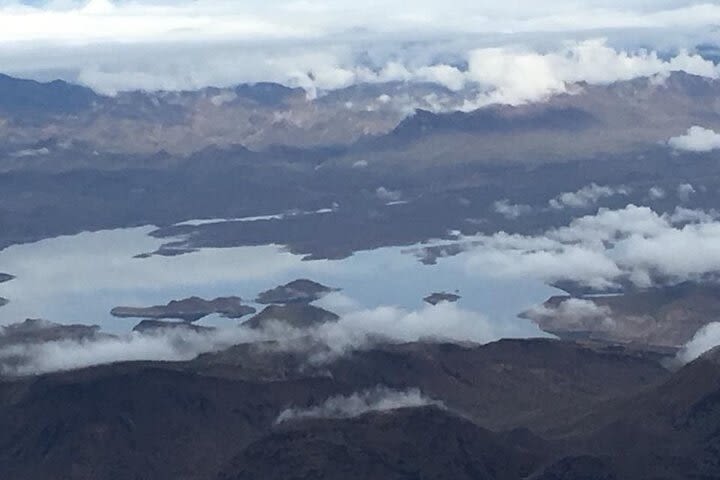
top-left (0, 72), bottom-right (718, 159)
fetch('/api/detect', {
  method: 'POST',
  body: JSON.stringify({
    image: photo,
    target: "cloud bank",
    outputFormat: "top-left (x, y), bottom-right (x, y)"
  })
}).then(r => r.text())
top-left (276, 387), bottom-right (441, 423)
top-left (463, 205), bottom-right (720, 290)
top-left (0, 1), bottom-right (718, 102)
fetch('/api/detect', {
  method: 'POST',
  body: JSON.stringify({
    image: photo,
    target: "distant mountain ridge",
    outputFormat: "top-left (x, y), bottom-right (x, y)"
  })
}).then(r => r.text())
top-left (0, 71), bottom-right (719, 157)
top-left (0, 74), bottom-right (99, 114)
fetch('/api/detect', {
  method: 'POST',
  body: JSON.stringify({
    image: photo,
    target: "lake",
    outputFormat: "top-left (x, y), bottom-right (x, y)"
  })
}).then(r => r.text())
top-left (0, 221), bottom-right (560, 338)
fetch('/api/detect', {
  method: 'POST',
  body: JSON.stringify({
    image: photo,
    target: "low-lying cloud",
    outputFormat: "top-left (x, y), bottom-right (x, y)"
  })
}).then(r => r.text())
top-left (275, 387), bottom-right (441, 423)
top-left (676, 322), bottom-right (720, 364)
top-left (0, 325), bottom-right (266, 376)
top-left (524, 298), bottom-right (614, 332)
top-left (0, 301), bottom-right (525, 375)
top-left (669, 126), bottom-right (720, 152)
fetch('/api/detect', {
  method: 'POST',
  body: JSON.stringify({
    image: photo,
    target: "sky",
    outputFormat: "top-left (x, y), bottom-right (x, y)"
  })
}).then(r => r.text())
top-left (0, 0), bottom-right (719, 94)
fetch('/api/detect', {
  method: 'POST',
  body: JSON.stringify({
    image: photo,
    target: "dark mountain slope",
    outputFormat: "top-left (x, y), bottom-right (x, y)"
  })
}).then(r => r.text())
top-left (0, 365), bottom-right (340, 480)
top-left (545, 350), bottom-right (720, 479)
top-left (0, 338), bottom-right (673, 479)
top-left (326, 339), bottom-right (670, 433)
top-left (219, 406), bottom-right (543, 480)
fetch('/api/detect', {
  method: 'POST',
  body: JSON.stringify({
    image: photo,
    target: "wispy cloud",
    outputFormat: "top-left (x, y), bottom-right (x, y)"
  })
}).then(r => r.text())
top-left (276, 387), bottom-right (441, 423)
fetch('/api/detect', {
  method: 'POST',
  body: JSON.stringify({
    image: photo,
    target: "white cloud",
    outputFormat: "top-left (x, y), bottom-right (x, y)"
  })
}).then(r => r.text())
top-left (307, 302), bottom-right (508, 360)
top-left (494, 199), bottom-right (532, 219)
top-left (462, 40), bottom-right (719, 109)
top-left (668, 126), bottom-right (720, 152)
top-left (376, 186), bottom-right (402, 202)
top-left (467, 239), bottom-right (622, 289)
top-left (676, 322), bottom-right (720, 364)
top-left (524, 298), bottom-right (615, 331)
top-left (549, 183), bottom-right (630, 210)
top-left (677, 183), bottom-right (696, 202)
top-left (648, 186), bottom-right (666, 200)
top-left (313, 291), bottom-right (363, 316)
top-left (416, 64), bottom-right (466, 92)
top-left (276, 387), bottom-right (440, 423)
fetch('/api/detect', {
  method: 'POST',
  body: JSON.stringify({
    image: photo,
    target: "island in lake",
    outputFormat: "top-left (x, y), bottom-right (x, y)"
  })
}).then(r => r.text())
top-left (0, 318), bottom-right (111, 348)
top-left (423, 292), bottom-right (461, 305)
top-left (132, 319), bottom-right (215, 334)
top-left (111, 296), bottom-right (256, 322)
top-left (255, 279), bottom-right (339, 305)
